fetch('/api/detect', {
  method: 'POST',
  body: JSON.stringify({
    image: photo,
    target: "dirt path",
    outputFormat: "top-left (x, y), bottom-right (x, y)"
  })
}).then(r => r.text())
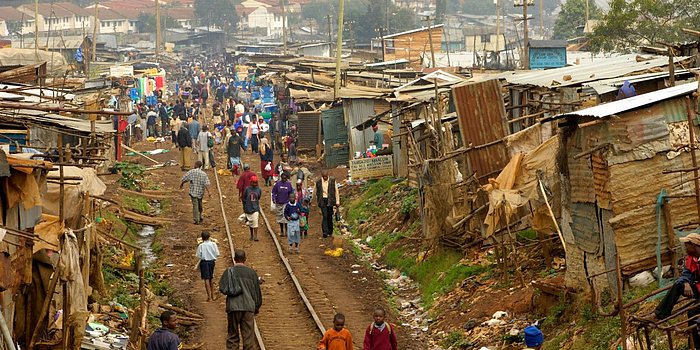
top-left (129, 133), bottom-right (426, 349)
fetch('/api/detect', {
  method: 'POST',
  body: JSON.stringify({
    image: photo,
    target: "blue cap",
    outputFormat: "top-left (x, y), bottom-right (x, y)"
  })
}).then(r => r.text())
top-left (524, 326), bottom-right (544, 347)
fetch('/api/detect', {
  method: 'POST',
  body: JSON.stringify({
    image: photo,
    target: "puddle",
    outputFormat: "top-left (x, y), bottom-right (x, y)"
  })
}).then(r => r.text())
top-left (136, 225), bottom-right (157, 267)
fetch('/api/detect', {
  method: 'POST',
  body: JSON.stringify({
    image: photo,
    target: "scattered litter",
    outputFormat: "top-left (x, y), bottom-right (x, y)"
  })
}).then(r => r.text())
top-left (352, 270), bottom-right (359, 274)
top-left (126, 149), bottom-right (169, 156)
top-left (482, 319), bottom-right (506, 327)
top-left (324, 247), bottom-right (344, 257)
top-left (166, 264), bottom-right (174, 267)
top-left (218, 169), bottom-right (232, 176)
top-left (629, 271), bottom-right (655, 287)
top-left (351, 264), bottom-right (361, 268)
top-left (492, 311), bottom-right (508, 319)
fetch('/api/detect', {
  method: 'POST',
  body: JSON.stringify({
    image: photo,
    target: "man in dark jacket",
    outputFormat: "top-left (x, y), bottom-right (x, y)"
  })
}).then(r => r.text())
top-left (219, 249), bottom-right (262, 350)
top-left (177, 123), bottom-right (193, 170)
top-left (147, 311), bottom-right (181, 350)
top-left (227, 132), bottom-right (244, 176)
top-left (316, 169), bottom-right (340, 238)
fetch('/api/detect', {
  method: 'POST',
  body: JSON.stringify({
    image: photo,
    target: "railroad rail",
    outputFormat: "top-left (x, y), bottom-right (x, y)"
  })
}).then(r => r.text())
top-left (212, 163), bottom-right (326, 349)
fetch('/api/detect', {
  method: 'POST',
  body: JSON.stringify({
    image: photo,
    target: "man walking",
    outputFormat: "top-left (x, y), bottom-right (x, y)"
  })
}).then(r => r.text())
top-left (146, 311), bottom-right (181, 350)
top-left (243, 176), bottom-right (262, 241)
top-left (197, 125), bottom-right (212, 169)
top-left (180, 161), bottom-right (210, 225)
top-left (177, 123), bottom-right (193, 171)
top-left (316, 170), bottom-right (340, 238)
top-left (189, 116), bottom-right (201, 152)
top-left (227, 129), bottom-right (244, 176)
top-left (219, 250), bottom-right (262, 350)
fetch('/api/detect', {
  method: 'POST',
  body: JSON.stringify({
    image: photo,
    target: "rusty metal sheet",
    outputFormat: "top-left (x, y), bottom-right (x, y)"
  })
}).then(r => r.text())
top-left (610, 197), bottom-right (698, 274)
top-left (608, 152), bottom-right (692, 215)
top-left (296, 111), bottom-right (321, 149)
top-left (453, 79), bottom-right (509, 182)
top-left (607, 112), bottom-right (669, 152)
top-left (567, 147), bottom-right (595, 203)
top-left (591, 153), bottom-right (611, 210)
top-left (571, 203), bottom-right (601, 254)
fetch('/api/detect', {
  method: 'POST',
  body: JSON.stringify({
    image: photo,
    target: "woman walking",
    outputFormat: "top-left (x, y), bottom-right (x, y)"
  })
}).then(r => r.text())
top-left (260, 137), bottom-right (275, 186)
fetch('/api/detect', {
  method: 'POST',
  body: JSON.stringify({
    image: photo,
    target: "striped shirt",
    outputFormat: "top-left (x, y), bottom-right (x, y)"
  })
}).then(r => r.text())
top-left (181, 168), bottom-right (210, 198)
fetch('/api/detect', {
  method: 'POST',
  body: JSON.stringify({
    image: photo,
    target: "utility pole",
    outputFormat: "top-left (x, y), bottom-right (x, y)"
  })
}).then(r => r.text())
top-left (424, 16), bottom-right (436, 68)
top-left (155, 0), bottom-right (161, 62)
top-left (34, 0), bottom-right (38, 55)
top-left (515, 0), bottom-right (530, 69)
top-left (495, 0), bottom-right (501, 61)
top-left (585, 0), bottom-right (590, 26)
top-left (326, 14), bottom-right (332, 45)
top-left (281, 0), bottom-right (287, 54)
top-left (333, 0), bottom-right (345, 99)
top-left (539, 0), bottom-right (543, 38)
top-left (91, 1), bottom-right (99, 63)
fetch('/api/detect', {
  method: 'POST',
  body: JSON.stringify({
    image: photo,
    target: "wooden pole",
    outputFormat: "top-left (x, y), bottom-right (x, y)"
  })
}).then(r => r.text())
top-left (155, 0), bottom-right (161, 62)
top-left (616, 251), bottom-right (628, 350)
top-left (522, 0), bottom-right (529, 69)
top-left (669, 47), bottom-right (675, 87)
top-left (62, 282), bottom-right (70, 349)
top-left (34, 0), bottom-right (38, 55)
top-left (29, 271), bottom-right (60, 349)
top-left (538, 179), bottom-right (567, 254)
top-left (662, 199), bottom-right (678, 279)
top-left (685, 95), bottom-right (700, 220)
top-left (58, 136), bottom-right (64, 221)
top-left (91, 2), bottom-right (99, 63)
top-left (333, 0), bottom-right (345, 99)
top-left (426, 17), bottom-right (436, 68)
top-left (281, 0), bottom-right (288, 55)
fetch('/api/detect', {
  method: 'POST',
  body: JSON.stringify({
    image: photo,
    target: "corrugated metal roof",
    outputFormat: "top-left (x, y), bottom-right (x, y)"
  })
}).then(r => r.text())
top-left (381, 24), bottom-right (444, 40)
top-left (500, 54), bottom-right (689, 88)
top-left (584, 69), bottom-right (693, 95)
top-left (545, 81), bottom-right (698, 121)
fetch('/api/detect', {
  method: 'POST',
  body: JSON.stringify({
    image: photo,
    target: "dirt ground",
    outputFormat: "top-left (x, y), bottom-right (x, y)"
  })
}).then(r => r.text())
top-left (122, 139), bottom-right (426, 349)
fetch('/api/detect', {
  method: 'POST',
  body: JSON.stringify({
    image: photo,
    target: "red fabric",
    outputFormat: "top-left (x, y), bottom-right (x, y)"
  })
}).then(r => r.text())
top-left (261, 161), bottom-right (274, 178)
top-left (686, 256), bottom-right (700, 291)
top-left (363, 324), bottom-right (397, 350)
top-left (236, 170), bottom-right (257, 199)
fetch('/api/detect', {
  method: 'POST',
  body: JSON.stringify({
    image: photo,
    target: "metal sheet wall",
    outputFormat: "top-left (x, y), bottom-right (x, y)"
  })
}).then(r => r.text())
top-left (322, 107), bottom-right (349, 168)
top-left (296, 111), bottom-right (321, 149)
top-left (452, 79), bottom-right (509, 183)
top-left (343, 99), bottom-right (376, 155)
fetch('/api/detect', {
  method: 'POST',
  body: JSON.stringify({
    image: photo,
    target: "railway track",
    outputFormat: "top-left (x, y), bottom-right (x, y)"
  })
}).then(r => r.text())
top-left (212, 163), bottom-right (326, 349)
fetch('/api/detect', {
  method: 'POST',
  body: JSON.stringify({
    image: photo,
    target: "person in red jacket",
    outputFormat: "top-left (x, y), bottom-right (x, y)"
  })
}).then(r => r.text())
top-left (363, 308), bottom-right (397, 350)
top-left (236, 164), bottom-right (256, 208)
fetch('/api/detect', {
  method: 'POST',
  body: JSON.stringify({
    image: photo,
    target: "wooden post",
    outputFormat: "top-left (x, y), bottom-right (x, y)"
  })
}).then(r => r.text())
top-left (333, 0), bottom-right (345, 99)
top-left (685, 96), bottom-right (700, 220)
top-left (669, 47), bottom-right (675, 87)
top-left (58, 136), bottom-right (65, 221)
top-left (128, 253), bottom-right (144, 349)
top-left (29, 271), bottom-right (61, 349)
top-left (662, 199), bottom-right (678, 278)
top-left (616, 252), bottom-right (628, 350)
top-left (62, 282), bottom-right (70, 349)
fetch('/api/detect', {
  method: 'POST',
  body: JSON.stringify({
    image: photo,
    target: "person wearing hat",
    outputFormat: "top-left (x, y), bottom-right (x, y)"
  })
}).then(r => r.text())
top-left (641, 232), bottom-right (700, 344)
top-left (242, 176), bottom-right (262, 241)
top-left (523, 326), bottom-right (543, 349)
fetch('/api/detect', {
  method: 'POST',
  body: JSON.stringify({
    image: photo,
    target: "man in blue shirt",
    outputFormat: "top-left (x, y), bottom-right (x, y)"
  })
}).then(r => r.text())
top-left (147, 311), bottom-right (181, 350)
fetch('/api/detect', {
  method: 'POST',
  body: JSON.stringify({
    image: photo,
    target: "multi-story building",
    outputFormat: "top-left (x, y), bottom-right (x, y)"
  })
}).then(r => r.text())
top-left (237, 0), bottom-right (287, 38)
top-left (0, 6), bottom-right (26, 36)
top-left (17, 3), bottom-right (92, 34)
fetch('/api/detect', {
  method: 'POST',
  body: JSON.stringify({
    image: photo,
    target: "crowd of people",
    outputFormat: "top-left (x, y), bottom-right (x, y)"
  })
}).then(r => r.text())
top-left (144, 54), bottom-right (546, 350)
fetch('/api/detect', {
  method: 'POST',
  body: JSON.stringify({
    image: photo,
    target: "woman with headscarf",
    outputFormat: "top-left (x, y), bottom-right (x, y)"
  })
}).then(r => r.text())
top-left (260, 137), bottom-right (275, 186)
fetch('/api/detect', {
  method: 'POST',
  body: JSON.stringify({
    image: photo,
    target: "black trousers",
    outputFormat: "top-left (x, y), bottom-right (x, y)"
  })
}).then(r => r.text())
top-left (227, 311), bottom-right (257, 350)
top-left (320, 198), bottom-right (334, 237)
top-left (655, 282), bottom-right (700, 344)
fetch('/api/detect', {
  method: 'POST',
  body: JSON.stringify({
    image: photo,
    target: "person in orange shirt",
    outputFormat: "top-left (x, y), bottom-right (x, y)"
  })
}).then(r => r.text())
top-left (318, 313), bottom-right (354, 350)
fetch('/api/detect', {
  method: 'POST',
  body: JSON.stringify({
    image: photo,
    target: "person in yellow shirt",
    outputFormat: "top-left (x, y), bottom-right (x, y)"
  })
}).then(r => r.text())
top-left (318, 313), bottom-right (354, 350)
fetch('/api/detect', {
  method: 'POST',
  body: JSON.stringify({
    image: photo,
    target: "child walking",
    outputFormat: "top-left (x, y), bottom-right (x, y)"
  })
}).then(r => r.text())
top-left (195, 231), bottom-right (220, 302)
top-left (362, 308), bottom-right (398, 350)
top-left (284, 192), bottom-right (302, 253)
top-left (300, 198), bottom-right (311, 238)
top-left (318, 313), bottom-right (354, 350)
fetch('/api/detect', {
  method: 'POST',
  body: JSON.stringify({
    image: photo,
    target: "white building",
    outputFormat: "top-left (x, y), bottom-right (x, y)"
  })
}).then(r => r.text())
top-left (237, 0), bottom-right (287, 38)
top-left (17, 2), bottom-right (92, 34)
top-left (0, 7), bottom-right (26, 37)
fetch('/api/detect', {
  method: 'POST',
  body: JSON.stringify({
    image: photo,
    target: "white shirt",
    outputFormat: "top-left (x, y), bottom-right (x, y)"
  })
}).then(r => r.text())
top-left (196, 240), bottom-right (219, 261)
top-left (251, 123), bottom-right (259, 135)
top-left (235, 103), bottom-right (245, 114)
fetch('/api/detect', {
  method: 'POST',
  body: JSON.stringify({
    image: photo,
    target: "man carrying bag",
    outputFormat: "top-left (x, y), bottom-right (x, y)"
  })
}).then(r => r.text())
top-left (219, 249), bottom-right (263, 350)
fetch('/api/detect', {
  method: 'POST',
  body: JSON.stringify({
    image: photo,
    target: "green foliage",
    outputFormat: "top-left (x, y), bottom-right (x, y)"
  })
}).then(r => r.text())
top-left (440, 331), bottom-right (472, 349)
top-left (114, 162), bottom-right (146, 191)
top-left (517, 228), bottom-right (538, 242)
top-left (552, 0), bottom-right (602, 40)
top-left (122, 195), bottom-right (151, 215)
top-left (136, 13), bottom-right (182, 33)
top-left (589, 0), bottom-right (700, 52)
top-left (368, 232), bottom-right (401, 253)
top-left (386, 249), bottom-right (489, 307)
top-left (400, 189), bottom-right (418, 217)
top-left (194, 0), bottom-right (239, 32)
top-left (346, 178), bottom-right (395, 228)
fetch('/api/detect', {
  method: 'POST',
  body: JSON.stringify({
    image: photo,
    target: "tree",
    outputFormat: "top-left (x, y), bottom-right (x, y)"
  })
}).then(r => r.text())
top-left (435, 0), bottom-right (446, 23)
top-left (589, 0), bottom-right (700, 52)
top-left (552, 0), bottom-right (601, 40)
top-left (194, 0), bottom-right (239, 33)
top-left (136, 13), bottom-right (182, 33)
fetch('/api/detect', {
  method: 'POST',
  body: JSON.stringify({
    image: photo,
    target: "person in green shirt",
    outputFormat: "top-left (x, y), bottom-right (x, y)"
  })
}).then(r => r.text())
top-left (372, 123), bottom-right (384, 149)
